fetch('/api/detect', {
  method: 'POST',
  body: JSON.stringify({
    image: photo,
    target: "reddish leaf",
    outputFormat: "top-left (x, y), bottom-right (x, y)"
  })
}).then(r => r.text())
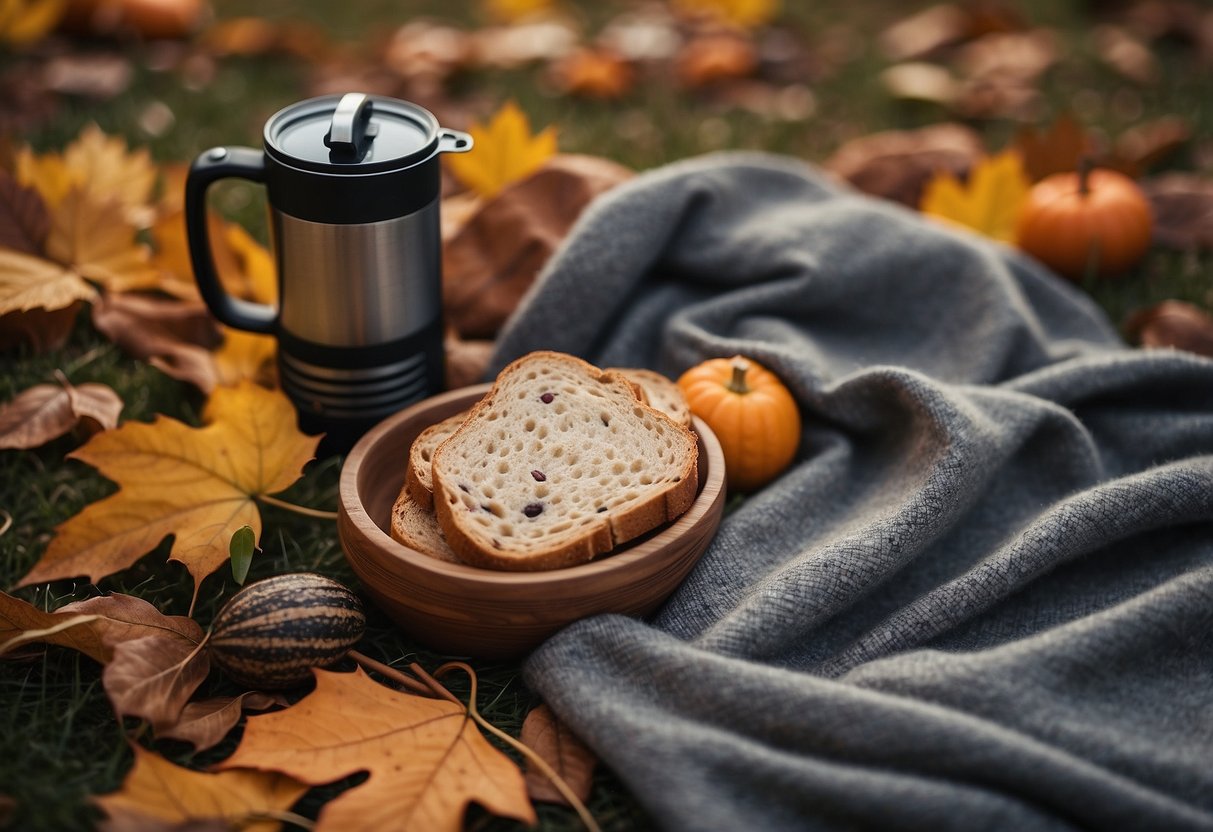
top-left (0, 168), bottom-right (50, 255)
top-left (519, 704), bottom-right (596, 806)
top-left (0, 379), bottom-right (122, 450)
top-left (1011, 113), bottom-right (1097, 182)
top-left (548, 47), bottom-right (635, 99)
top-left (1125, 301), bottom-right (1213, 356)
top-left (676, 31), bottom-right (757, 88)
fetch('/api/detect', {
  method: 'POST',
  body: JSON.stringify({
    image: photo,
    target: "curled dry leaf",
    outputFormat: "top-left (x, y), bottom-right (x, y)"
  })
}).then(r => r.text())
top-left (824, 122), bottom-right (984, 207)
top-left (156, 692), bottom-right (287, 752)
top-left (222, 667), bottom-right (536, 832)
top-left (519, 704), bottom-right (597, 806)
top-left (549, 47), bottom-right (635, 99)
top-left (444, 153), bottom-right (633, 338)
top-left (0, 378), bottom-right (122, 449)
top-left (95, 744), bottom-right (308, 832)
top-left (91, 292), bottom-right (222, 393)
top-left (1141, 173), bottom-right (1213, 251)
top-left (17, 382), bottom-right (319, 600)
top-left (1125, 301), bottom-right (1213, 356)
top-left (384, 20), bottom-right (471, 84)
top-left (0, 590), bottom-right (203, 664)
top-left (676, 30), bottom-right (758, 88)
top-left (103, 635), bottom-right (211, 731)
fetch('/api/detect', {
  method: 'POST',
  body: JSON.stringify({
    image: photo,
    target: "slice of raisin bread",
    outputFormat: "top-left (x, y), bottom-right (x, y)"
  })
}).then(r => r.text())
top-left (612, 368), bottom-right (692, 428)
top-left (390, 485), bottom-right (463, 564)
top-left (404, 411), bottom-right (468, 511)
top-left (431, 351), bottom-right (699, 571)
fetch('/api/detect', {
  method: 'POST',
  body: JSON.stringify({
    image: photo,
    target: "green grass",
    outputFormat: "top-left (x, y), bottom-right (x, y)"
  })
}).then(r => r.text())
top-left (3, 0), bottom-right (1211, 829)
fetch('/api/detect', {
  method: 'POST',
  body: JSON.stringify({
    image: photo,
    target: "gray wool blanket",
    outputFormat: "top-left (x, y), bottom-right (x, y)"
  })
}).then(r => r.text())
top-left (487, 153), bottom-right (1213, 831)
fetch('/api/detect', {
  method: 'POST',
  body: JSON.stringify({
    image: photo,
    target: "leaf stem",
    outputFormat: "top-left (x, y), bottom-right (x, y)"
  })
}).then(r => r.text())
top-left (257, 494), bottom-right (339, 520)
top-left (347, 650), bottom-right (434, 697)
top-left (434, 662), bottom-right (602, 832)
top-left (247, 809), bottom-right (317, 830)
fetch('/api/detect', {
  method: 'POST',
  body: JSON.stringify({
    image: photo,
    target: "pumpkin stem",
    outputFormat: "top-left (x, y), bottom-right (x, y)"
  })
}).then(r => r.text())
top-left (1078, 156), bottom-right (1094, 197)
top-left (727, 358), bottom-right (751, 395)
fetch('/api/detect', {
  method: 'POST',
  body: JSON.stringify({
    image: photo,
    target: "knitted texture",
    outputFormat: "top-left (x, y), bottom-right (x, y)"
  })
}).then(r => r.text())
top-left (490, 153), bottom-right (1213, 831)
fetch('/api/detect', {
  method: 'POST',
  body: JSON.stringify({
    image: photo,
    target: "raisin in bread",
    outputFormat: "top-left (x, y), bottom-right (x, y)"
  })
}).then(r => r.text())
top-left (404, 411), bottom-right (468, 511)
top-left (431, 351), bottom-right (699, 571)
top-left (612, 368), bottom-right (691, 428)
top-left (389, 485), bottom-right (463, 564)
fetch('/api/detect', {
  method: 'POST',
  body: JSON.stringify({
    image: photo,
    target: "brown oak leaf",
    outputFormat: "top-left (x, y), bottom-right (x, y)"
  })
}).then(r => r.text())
top-left (95, 744), bottom-right (308, 832)
top-left (0, 377), bottom-right (122, 450)
top-left (444, 153), bottom-right (632, 338)
top-left (103, 635), bottom-right (211, 731)
top-left (156, 692), bottom-right (287, 751)
top-left (824, 122), bottom-right (984, 207)
top-left (1125, 301), bottom-right (1213, 356)
top-left (17, 382), bottom-right (319, 602)
top-left (221, 667), bottom-right (536, 831)
top-left (519, 704), bottom-right (597, 806)
top-left (0, 590), bottom-right (202, 664)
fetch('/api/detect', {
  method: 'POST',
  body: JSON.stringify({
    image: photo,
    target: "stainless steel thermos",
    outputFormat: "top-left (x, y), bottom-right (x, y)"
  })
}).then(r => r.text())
top-left (185, 93), bottom-right (472, 450)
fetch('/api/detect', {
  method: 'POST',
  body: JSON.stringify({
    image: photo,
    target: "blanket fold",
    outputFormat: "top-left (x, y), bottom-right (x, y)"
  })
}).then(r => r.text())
top-left (489, 152), bottom-right (1213, 831)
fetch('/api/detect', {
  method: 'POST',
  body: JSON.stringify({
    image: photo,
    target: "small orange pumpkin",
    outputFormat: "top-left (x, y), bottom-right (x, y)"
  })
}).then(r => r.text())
top-left (1015, 163), bottom-right (1153, 280)
top-left (678, 355), bottom-right (800, 493)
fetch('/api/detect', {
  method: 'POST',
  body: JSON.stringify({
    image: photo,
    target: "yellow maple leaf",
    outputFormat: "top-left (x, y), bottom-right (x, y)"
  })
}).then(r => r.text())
top-left (673, 0), bottom-right (779, 29)
top-left (0, 248), bottom-right (96, 312)
top-left (18, 382), bottom-right (319, 603)
top-left (95, 744), bottom-right (308, 832)
top-left (445, 101), bottom-right (557, 198)
top-left (920, 150), bottom-right (1031, 244)
top-left (483, 0), bottom-right (555, 22)
top-left (0, 0), bottom-right (66, 46)
top-left (45, 187), bottom-right (160, 293)
top-left (18, 124), bottom-right (157, 226)
top-left (222, 667), bottom-right (536, 832)
top-left (214, 329), bottom-right (277, 388)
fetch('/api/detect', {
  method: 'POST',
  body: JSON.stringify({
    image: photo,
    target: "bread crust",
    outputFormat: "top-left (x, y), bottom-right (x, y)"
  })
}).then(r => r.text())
top-left (403, 411), bottom-right (467, 511)
top-left (431, 352), bottom-right (698, 571)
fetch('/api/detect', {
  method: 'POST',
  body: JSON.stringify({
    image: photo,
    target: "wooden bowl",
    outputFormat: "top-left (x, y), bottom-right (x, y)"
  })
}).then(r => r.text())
top-left (338, 384), bottom-right (726, 660)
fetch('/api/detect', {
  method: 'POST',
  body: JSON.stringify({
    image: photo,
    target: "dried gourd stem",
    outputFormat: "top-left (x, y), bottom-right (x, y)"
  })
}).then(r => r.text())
top-left (434, 661), bottom-right (602, 832)
top-left (727, 358), bottom-right (751, 395)
top-left (1078, 156), bottom-right (1094, 197)
top-left (257, 494), bottom-right (339, 520)
top-left (347, 650), bottom-right (435, 697)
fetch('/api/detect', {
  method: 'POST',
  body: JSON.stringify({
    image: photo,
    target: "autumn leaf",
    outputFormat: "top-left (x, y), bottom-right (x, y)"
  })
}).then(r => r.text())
top-left (483, 0), bottom-right (555, 23)
top-left (94, 744), bottom-right (308, 832)
top-left (520, 704), bottom-right (596, 806)
top-left (0, 0), bottom-right (66, 46)
top-left (18, 382), bottom-right (320, 600)
top-left (920, 149), bottom-right (1030, 243)
top-left (0, 377), bottom-right (122, 450)
top-left (91, 292), bottom-right (224, 393)
top-left (549, 48), bottom-right (635, 98)
top-left (0, 590), bottom-right (202, 664)
top-left (1012, 112), bottom-right (1096, 182)
top-left (676, 31), bottom-right (758, 88)
top-left (0, 247), bottom-right (96, 313)
top-left (1125, 301), bottom-right (1213, 356)
top-left (45, 188), bottom-right (160, 293)
top-left (0, 168), bottom-right (50, 254)
top-left (445, 101), bottom-right (557, 198)
top-left (103, 635), bottom-right (211, 731)
top-left (18, 124), bottom-right (157, 226)
top-left (672, 0), bottom-right (779, 29)
top-left (157, 692), bottom-right (286, 751)
top-left (222, 667), bottom-right (536, 831)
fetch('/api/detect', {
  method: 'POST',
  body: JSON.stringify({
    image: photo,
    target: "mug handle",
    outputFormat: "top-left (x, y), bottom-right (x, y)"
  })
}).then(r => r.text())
top-left (185, 147), bottom-right (277, 334)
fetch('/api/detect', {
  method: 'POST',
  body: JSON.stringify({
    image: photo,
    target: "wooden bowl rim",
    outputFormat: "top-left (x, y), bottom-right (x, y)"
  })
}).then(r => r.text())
top-left (339, 383), bottom-right (726, 589)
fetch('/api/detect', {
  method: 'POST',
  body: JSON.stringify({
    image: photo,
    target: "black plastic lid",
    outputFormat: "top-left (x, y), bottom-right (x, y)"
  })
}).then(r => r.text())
top-left (264, 93), bottom-right (440, 174)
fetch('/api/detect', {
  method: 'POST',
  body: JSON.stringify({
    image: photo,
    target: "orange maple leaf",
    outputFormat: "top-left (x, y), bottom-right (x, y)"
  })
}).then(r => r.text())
top-left (672, 0), bottom-right (780, 29)
top-left (222, 667), bottom-right (537, 832)
top-left (445, 101), bottom-right (557, 198)
top-left (95, 744), bottom-right (308, 832)
top-left (18, 382), bottom-right (319, 603)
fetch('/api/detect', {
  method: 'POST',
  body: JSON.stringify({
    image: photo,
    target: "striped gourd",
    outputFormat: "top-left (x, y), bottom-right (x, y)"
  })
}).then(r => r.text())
top-left (210, 573), bottom-right (365, 689)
